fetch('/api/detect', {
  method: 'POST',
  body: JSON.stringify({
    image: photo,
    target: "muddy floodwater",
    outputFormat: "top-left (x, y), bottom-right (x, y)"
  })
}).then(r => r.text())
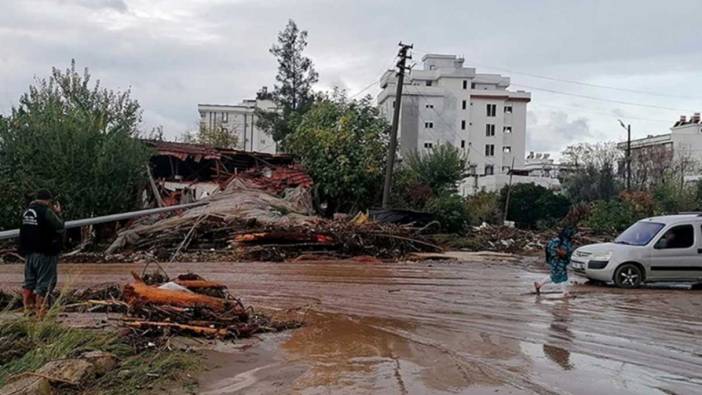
top-left (1, 255), bottom-right (701, 394)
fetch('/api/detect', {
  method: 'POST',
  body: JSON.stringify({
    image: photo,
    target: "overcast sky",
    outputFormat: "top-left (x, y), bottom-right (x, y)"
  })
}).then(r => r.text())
top-left (2, 0), bottom-right (701, 157)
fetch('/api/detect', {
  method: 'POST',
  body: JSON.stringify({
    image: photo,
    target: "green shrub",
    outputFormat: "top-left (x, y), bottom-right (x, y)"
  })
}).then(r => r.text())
top-left (425, 193), bottom-right (469, 233)
top-left (403, 144), bottom-right (466, 194)
top-left (465, 191), bottom-right (501, 226)
top-left (0, 61), bottom-right (151, 229)
top-left (585, 200), bottom-right (635, 233)
top-left (498, 183), bottom-right (571, 229)
top-left (653, 181), bottom-right (697, 214)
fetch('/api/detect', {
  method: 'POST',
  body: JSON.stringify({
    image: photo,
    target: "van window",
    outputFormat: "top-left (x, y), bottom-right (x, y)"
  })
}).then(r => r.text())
top-left (615, 222), bottom-right (664, 246)
top-left (654, 225), bottom-right (694, 249)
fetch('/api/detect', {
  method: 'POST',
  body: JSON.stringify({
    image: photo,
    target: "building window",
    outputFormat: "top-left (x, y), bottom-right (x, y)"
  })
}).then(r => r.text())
top-left (486, 104), bottom-right (497, 117)
top-left (461, 120), bottom-right (466, 130)
top-left (424, 142), bottom-right (434, 149)
top-left (485, 165), bottom-right (494, 175)
top-left (504, 126), bottom-right (512, 133)
top-left (425, 80), bottom-right (432, 86)
top-left (461, 140), bottom-right (466, 148)
top-left (425, 103), bottom-right (434, 109)
top-left (462, 80), bottom-right (468, 90)
top-left (462, 100), bottom-right (467, 110)
top-left (504, 106), bottom-right (513, 113)
top-left (485, 124), bottom-right (495, 136)
top-left (471, 82), bottom-right (476, 89)
top-left (485, 144), bottom-right (495, 157)
top-left (424, 122), bottom-right (434, 129)
top-left (503, 146), bottom-right (511, 153)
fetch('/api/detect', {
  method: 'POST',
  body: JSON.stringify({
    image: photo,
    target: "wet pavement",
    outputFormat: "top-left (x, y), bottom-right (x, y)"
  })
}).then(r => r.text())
top-left (1, 256), bottom-right (701, 394)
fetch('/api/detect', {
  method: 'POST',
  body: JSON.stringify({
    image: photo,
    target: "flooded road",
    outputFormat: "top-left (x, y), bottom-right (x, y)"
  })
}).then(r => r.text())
top-left (1, 256), bottom-right (701, 394)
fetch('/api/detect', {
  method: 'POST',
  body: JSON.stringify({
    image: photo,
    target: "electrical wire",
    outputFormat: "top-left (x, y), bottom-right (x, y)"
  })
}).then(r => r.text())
top-left (472, 63), bottom-right (702, 101)
top-left (511, 83), bottom-right (695, 113)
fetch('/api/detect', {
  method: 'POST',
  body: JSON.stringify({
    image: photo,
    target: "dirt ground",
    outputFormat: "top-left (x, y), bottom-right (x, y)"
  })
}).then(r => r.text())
top-left (1, 254), bottom-right (701, 394)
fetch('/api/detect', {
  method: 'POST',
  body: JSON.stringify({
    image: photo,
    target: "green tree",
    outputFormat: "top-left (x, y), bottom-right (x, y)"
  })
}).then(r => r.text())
top-left (197, 124), bottom-right (239, 148)
top-left (465, 191), bottom-right (501, 226)
top-left (561, 142), bottom-right (622, 202)
top-left (286, 94), bottom-right (387, 216)
top-left (257, 19), bottom-right (319, 145)
top-left (390, 144), bottom-right (467, 210)
top-left (425, 193), bottom-right (469, 233)
top-left (499, 183), bottom-right (571, 229)
top-left (404, 144), bottom-right (466, 193)
top-left (0, 60), bottom-right (151, 229)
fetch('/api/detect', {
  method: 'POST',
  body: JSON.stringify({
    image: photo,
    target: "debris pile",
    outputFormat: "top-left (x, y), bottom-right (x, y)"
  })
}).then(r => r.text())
top-left (121, 271), bottom-right (301, 339)
top-left (106, 175), bottom-right (440, 261)
top-left (439, 224), bottom-right (610, 254)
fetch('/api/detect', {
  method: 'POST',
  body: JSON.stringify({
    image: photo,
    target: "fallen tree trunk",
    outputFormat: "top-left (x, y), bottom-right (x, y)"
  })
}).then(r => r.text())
top-left (123, 272), bottom-right (229, 312)
top-left (174, 279), bottom-right (227, 290)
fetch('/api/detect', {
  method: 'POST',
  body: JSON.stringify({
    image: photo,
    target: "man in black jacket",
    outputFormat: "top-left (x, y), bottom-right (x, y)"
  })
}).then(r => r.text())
top-left (19, 190), bottom-right (64, 316)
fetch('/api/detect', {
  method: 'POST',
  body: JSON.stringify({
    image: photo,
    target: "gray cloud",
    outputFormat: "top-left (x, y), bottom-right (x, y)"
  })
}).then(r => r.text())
top-left (1, 0), bottom-right (701, 148)
top-left (71, 0), bottom-right (128, 12)
top-left (527, 111), bottom-right (592, 154)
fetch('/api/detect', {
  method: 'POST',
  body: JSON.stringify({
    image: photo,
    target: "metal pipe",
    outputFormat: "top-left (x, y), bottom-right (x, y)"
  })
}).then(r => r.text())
top-left (0, 201), bottom-right (208, 240)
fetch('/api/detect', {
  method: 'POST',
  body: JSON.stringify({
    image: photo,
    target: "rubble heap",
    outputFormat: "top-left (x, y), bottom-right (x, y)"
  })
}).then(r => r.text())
top-left (122, 271), bottom-right (299, 339)
top-left (439, 223), bottom-right (610, 254)
top-left (106, 176), bottom-right (440, 261)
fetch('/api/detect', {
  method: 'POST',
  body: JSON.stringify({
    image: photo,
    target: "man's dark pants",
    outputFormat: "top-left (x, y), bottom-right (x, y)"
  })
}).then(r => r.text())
top-left (23, 253), bottom-right (59, 297)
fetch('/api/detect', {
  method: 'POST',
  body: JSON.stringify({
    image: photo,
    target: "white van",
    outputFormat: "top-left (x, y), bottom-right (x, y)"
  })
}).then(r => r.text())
top-left (571, 214), bottom-right (702, 288)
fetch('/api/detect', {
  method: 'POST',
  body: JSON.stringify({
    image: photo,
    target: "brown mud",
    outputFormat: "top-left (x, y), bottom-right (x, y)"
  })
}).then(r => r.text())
top-left (1, 256), bottom-right (700, 394)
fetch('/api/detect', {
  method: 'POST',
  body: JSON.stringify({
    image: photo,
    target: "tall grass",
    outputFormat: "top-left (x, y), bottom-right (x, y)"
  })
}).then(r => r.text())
top-left (0, 280), bottom-right (200, 394)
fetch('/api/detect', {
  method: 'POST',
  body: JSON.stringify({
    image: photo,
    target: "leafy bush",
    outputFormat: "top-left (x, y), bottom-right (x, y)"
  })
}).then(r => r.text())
top-left (0, 61), bottom-right (151, 229)
top-left (498, 183), bottom-right (571, 229)
top-left (465, 191), bottom-right (501, 226)
top-left (585, 200), bottom-right (636, 233)
top-left (619, 190), bottom-right (655, 218)
top-left (403, 144), bottom-right (466, 194)
top-left (653, 181), bottom-right (697, 214)
top-left (425, 193), bottom-right (469, 233)
top-left (390, 167), bottom-right (433, 210)
top-left (286, 95), bottom-right (388, 216)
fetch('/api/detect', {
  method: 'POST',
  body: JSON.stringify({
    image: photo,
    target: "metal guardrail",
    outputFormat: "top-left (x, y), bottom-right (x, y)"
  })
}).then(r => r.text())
top-left (0, 201), bottom-right (208, 240)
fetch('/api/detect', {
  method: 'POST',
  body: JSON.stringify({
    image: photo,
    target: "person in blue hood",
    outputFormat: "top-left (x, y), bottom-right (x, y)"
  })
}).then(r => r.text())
top-left (534, 226), bottom-right (576, 298)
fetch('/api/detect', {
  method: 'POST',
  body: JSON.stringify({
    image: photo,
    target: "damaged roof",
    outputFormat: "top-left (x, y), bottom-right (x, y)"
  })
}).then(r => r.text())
top-left (143, 140), bottom-right (294, 163)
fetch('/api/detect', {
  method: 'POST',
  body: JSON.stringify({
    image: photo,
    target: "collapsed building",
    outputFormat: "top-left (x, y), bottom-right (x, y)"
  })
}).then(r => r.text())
top-left (143, 140), bottom-right (312, 206)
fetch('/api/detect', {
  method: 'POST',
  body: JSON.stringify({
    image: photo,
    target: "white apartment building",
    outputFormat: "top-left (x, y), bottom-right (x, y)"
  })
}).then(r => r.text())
top-left (377, 54), bottom-right (531, 194)
top-left (616, 113), bottom-right (702, 185)
top-left (524, 152), bottom-right (569, 179)
top-left (198, 97), bottom-right (278, 154)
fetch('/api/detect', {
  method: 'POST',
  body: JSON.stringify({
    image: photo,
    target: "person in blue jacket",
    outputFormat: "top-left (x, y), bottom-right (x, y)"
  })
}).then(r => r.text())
top-left (534, 226), bottom-right (576, 298)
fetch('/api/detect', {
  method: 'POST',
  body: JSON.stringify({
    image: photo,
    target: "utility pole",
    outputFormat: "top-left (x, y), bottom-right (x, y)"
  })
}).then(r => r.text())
top-left (502, 157), bottom-right (516, 224)
top-left (618, 120), bottom-right (631, 191)
top-left (381, 42), bottom-right (413, 208)
top-left (627, 124), bottom-right (631, 191)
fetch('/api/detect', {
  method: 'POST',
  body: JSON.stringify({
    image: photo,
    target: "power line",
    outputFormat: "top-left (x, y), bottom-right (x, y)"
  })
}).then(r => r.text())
top-left (472, 63), bottom-right (702, 101)
top-left (511, 83), bottom-right (695, 113)
top-left (411, 48), bottom-right (702, 101)
top-left (533, 102), bottom-right (674, 124)
top-left (348, 78), bottom-right (380, 99)
top-left (349, 55), bottom-right (403, 100)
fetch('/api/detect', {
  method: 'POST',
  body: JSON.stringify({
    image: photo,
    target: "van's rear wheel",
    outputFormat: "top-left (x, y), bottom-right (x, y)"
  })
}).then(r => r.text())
top-left (614, 264), bottom-right (643, 288)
